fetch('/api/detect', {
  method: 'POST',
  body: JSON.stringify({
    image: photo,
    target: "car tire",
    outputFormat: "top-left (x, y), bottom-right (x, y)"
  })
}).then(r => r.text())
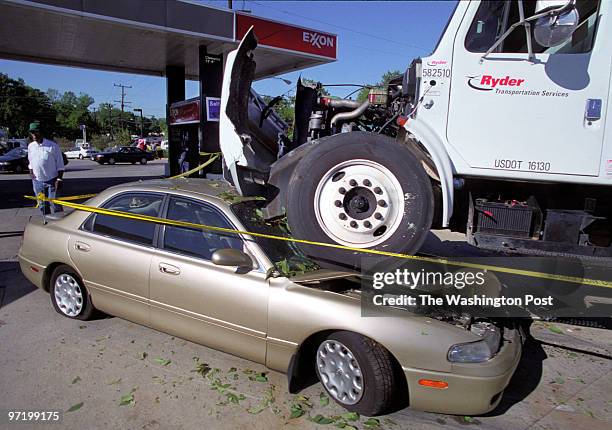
top-left (14, 165), bottom-right (24, 174)
top-left (286, 131), bottom-right (433, 270)
top-left (108, 157), bottom-right (116, 165)
top-left (50, 265), bottom-right (95, 320)
top-left (140, 158), bottom-right (147, 165)
top-left (78, 154), bottom-right (84, 160)
top-left (315, 331), bottom-right (401, 416)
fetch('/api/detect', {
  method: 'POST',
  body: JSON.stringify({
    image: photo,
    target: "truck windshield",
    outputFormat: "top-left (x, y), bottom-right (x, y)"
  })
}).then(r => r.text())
top-left (231, 200), bottom-right (319, 277)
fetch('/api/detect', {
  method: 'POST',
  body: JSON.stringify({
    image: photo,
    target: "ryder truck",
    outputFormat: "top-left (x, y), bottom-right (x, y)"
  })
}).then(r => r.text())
top-left (219, 0), bottom-right (611, 267)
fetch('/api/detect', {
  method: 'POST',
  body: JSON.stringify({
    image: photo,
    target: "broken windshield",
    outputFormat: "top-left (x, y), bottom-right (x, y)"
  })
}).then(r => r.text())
top-left (231, 200), bottom-right (319, 277)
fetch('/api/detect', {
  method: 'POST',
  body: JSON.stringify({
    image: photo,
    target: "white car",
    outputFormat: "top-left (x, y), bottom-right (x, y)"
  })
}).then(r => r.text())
top-left (64, 147), bottom-right (98, 159)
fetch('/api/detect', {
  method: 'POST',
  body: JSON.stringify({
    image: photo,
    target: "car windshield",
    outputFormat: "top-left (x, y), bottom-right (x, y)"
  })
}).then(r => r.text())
top-left (6, 148), bottom-right (25, 157)
top-left (231, 200), bottom-right (319, 277)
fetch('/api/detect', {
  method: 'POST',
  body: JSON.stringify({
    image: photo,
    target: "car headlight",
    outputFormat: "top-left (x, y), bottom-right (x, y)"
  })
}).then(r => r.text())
top-left (448, 340), bottom-right (493, 363)
top-left (448, 321), bottom-right (501, 363)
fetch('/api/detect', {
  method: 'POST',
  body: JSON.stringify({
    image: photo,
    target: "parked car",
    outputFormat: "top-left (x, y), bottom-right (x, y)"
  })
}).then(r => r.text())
top-left (18, 179), bottom-right (522, 416)
top-left (94, 146), bottom-right (154, 165)
top-left (64, 146), bottom-right (99, 159)
top-left (0, 147), bottom-right (28, 173)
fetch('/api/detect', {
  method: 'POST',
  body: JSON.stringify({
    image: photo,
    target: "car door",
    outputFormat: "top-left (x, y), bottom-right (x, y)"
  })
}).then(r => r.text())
top-left (447, 0), bottom-right (609, 177)
top-left (67, 192), bottom-right (165, 325)
top-left (148, 195), bottom-right (269, 363)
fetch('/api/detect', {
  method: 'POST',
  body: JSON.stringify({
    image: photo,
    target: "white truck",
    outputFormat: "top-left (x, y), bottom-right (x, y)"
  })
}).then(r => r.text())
top-left (219, 0), bottom-right (610, 267)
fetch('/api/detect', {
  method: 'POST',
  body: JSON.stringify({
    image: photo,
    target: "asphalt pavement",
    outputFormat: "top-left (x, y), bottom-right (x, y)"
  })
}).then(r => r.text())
top-left (0, 160), bottom-right (611, 430)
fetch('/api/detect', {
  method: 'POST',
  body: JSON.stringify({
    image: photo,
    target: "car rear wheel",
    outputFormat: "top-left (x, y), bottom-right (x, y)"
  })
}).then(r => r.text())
top-left (50, 265), bottom-right (95, 320)
top-left (140, 158), bottom-right (147, 165)
top-left (78, 154), bottom-right (84, 160)
top-left (315, 331), bottom-right (401, 416)
top-left (108, 157), bottom-right (116, 165)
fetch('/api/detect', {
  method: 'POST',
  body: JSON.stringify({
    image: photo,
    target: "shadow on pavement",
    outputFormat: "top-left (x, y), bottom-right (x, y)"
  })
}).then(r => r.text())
top-left (486, 322), bottom-right (546, 416)
top-left (0, 261), bottom-right (37, 308)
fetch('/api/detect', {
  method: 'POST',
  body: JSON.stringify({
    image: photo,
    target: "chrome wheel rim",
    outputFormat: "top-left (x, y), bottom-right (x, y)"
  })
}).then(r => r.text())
top-left (314, 159), bottom-right (405, 247)
top-left (54, 274), bottom-right (84, 317)
top-left (317, 340), bottom-right (363, 405)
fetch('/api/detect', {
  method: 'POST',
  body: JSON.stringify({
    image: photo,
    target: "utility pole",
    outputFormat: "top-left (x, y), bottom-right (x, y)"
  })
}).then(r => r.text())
top-left (114, 83), bottom-right (132, 130)
top-left (133, 108), bottom-right (144, 138)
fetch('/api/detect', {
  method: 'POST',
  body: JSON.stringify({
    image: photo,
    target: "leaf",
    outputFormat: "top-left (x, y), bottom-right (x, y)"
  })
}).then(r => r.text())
top-left (67, 402), bottom-right (83, 412)
top-left (119, 392), bottom-right (135, 406)
top-left (310, 414), bottom-right (334, 425)
top-left (228, 367), bottom-right (237, 373)
top-left (295, 394), bottom-right (309, 402)
top-left (138, 352), bottom-right (148, 360)
top-left (364, 418), bottom-right (380, 428)
top-left (342, 412), bottom-right (360, 422)
top-left (154, 357), bottom-right (171, 366)
top-left (555, 377), bottom-right (565, 384)
top-left (71, 376), bottom-right (81, 384)
top-left (289, 403), bottom-right (304, 419)
top-left (193, 362), bottom-right (211, 378)
top-left (107, 378), bottom-right (122, 385)
top-left (249, 372), bottom-right (268, 383)
top-left (462, 416), bottom-right (474, 423)
top-left (320, 392), bottom-right (330, 407)
top-left (548, 325), bottom-right (564, 335)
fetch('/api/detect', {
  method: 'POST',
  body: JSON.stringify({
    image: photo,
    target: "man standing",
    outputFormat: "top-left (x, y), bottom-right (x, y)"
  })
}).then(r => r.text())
top-left (27, 121), bottom-right (65, 214)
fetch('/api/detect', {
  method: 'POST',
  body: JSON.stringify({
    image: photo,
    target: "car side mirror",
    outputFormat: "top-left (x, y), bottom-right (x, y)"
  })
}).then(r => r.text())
top-left (533, 4), bottom-right (580, 47)
top-left (211, 248), bottom-right (253, 271)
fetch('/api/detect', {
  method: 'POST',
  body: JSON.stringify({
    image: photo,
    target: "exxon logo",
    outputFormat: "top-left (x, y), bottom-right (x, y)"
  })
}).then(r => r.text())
top-left (303, 31), bottom-right (335, 49)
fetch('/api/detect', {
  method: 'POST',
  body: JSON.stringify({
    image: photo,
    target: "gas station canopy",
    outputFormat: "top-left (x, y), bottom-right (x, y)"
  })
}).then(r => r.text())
top-left (0, 0), bottom-right (337, 79)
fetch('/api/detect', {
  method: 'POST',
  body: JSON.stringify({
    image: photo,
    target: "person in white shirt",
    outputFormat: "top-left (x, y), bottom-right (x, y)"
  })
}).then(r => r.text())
top-left (27, 121), bottom-right (65, 214)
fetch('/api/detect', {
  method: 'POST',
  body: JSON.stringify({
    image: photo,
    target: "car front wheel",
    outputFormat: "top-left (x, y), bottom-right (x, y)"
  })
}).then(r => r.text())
top-left (78, 154), bottom-right (84, 159)
top-left (315, 331), bottom-right (402, 416)
top-left (108, 157), bottom-right (116, 165)
top-left (50, 265), bottom-right (95, 320)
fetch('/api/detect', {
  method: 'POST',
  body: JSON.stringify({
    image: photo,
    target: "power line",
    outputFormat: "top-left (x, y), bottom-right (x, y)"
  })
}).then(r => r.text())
top-left (250, 1), bottom-right (431, 52)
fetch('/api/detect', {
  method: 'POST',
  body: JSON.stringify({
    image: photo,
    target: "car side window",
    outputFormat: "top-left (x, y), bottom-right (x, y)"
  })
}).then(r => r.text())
top-left (84, 193), bottom-right (164, 246)
top-left (162, 197), bottom-right (243, 260)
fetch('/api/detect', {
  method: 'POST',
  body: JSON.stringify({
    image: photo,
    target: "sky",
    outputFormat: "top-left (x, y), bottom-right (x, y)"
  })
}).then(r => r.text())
top-left (0, 0), bottom-right (457, 119)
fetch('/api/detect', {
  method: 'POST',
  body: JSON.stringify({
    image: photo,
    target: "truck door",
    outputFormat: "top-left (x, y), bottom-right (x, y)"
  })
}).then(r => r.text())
top-left (447, 0), bottom-right (609, 177)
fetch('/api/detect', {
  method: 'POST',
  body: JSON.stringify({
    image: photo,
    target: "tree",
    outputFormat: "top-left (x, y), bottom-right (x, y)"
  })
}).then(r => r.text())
top-left (51, 91), bottom-right (96, 139)
top-left (356, 70), bottom-right (403, 102)
top-left (0, 73), bottom-right (58, 137)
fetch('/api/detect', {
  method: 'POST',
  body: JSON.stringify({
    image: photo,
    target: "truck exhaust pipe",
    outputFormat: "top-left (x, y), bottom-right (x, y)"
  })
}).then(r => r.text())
top-left (330, 100), bottom-right (370, 128)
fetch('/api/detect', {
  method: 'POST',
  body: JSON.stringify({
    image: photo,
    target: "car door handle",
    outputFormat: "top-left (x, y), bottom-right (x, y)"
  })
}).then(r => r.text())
top-left (74, 242), bottom-right (91, 252)
top-left (159, 262), bottom-right (181, 275)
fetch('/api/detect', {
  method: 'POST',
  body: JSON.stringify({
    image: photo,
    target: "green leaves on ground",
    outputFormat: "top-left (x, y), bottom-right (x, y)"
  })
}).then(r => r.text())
top-left (137, 352), bottom-right (148, 360)
top-left (66, 402), bottom-right (83, 413)
top-left (248, 372), bottom-right (268, 383)
top-left (289, 403), bottom-right (306, 419)
top-left (193, 361), bottom-right (212, 378)
top-left (364, 417), bottom-right (381, 428)
top-left (319, 392), bottom-right (330, 407)
top-left (548, 325), bottom-right (564, 334)
top-left (309, 414), bottom-right (334, 425)
top-left (153, 357), bottom-right (171, 366)
top-left (119, 388), bottom-right (137, 407)
top-left (342, 412), bottom-right (360, 422)
top-left (71, 376), bottom-right (81, 384)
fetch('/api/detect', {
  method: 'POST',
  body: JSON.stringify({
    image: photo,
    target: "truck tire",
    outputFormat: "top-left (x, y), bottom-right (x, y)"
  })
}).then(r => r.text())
top-left (286, 132), bottom-right (433, 269)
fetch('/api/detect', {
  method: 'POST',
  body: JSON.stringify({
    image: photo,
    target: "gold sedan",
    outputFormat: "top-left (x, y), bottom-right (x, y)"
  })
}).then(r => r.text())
top-left (18, 179), bottom-right (522, 416)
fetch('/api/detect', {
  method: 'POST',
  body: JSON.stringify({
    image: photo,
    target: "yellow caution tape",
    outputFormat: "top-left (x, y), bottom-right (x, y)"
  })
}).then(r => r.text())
top-left (169, 153), bottom-right (220, 179)
top-left (22, 193), bottom-right (612, 289)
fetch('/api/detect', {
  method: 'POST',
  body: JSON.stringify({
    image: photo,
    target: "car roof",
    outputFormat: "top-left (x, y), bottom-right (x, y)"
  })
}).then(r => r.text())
top-left (103, 178), bottom-right (261, 208)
